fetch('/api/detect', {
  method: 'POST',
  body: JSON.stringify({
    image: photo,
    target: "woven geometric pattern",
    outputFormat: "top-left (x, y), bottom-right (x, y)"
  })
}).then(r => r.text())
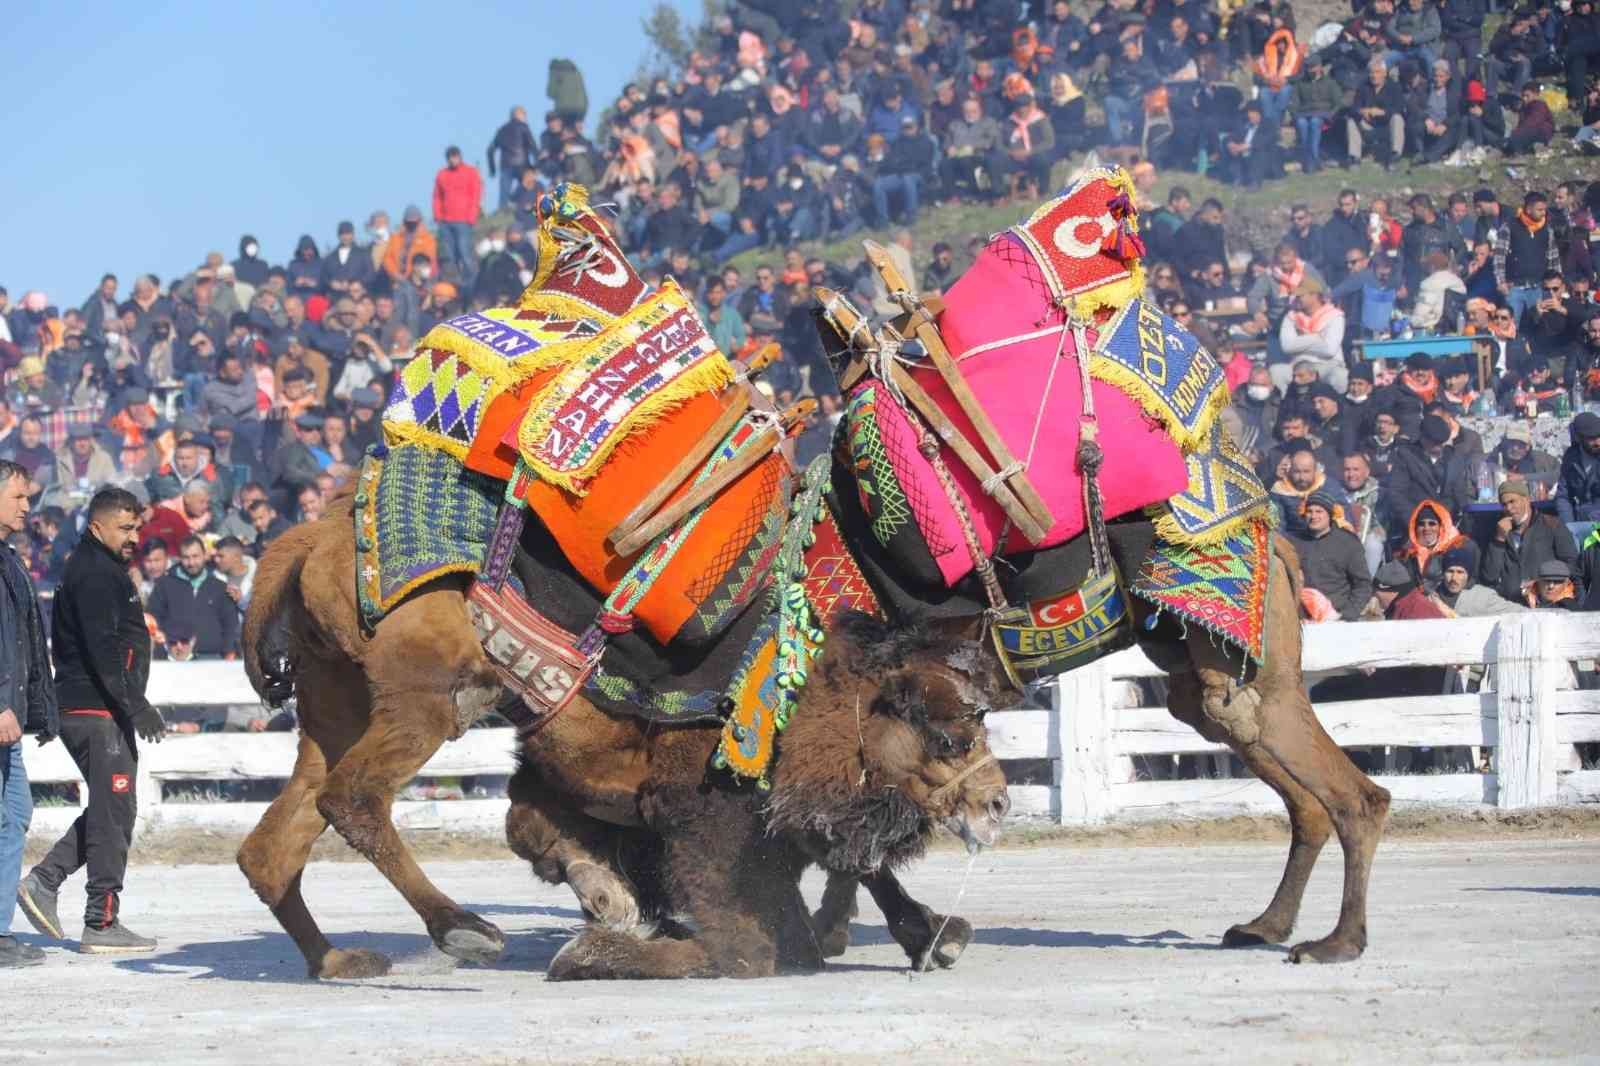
top-left (382, 349), bottom-right (490, 460)
top-left (845, 386), bottom-right (913, 547)
top-left (1130, 517), bottom-right (1273, 664)
top-left (1154, 420), bottom-right (1274, 545)
top-left (354, 445), bottom-right (501, 627)
top-left (1090, 299), bottom-right (1229, 451)
top-left (516, 280), bottom-right (732, 492)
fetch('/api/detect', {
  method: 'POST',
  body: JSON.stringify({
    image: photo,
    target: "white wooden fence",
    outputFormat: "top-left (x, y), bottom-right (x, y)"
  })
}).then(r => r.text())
top-left (990, 612), bottom-right (1600, 823)
top-left (24, 614), bottom-right (1600, 839)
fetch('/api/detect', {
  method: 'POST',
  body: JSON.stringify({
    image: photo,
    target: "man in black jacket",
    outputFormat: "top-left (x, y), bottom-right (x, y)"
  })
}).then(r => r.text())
top-left (1293, 491), bottom-right (1373, 621)
top-left (147, 536), bottom-right (241, 660)
top-left (1345, 57), bottom-right (1407, 168)
top-left (17, 487), bottom-right (163, 954)
top-left (0, 461), bottom-right (57, 967)
top-left (488, 105), bottom-right (536, 209)
top-left (1386, 414), bottom-right (1475, 532)
top-left (1479, 477), bottom-right (1580, 603)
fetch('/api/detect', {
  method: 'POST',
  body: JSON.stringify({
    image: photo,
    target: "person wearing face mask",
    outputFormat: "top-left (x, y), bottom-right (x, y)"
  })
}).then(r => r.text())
top-left (232, 235), bottom-right (270, 288)
top-left (382, 205), bottom-right (438, 284)
top-left (390, 254), bottom-right (435, 338)
top-left (473, 229), bottom-right (524, 305)
top-left (1227, 366), bottom-right (1281, 464)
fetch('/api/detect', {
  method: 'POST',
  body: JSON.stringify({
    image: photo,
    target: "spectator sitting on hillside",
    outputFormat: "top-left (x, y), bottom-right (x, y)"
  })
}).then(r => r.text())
top-left (1480, 477), bottom-right (1580, 603)
top-left (1271, 443), bottom-right (1349, 537)
top-left (1221, 100), bottom-right (1277, 190)
top-left (1274, 281), bottom-right (1346, 393)
top-left (1346, 58), bottom-right (1407, 170)
top-left (1292, 490), bottom-right (1372, 621)
top-left (1555, 411), bottom-right (1600, 522)
top-left (1409, 246), bottom-right (1466, 332)
top-left (148, 535), bottom-right (240, 660)
top-left (1373, 559), bottom-right (1448, 620)
top-left (1492, 422), bottom-right (1561, 494)
top-left (214, 535), bottom-right (255, 614)
top-left (1505, 82), bottom-right (1556, 156)
top-left (1340, 450), bottom-right (1388, 575)
top-left (1529, 560), bottom-right (1584, 610)
top-left (49, 424), bottom-right (116, 501)
top-left (1435, 548), bottom-right (1525, 616)
top-left (1396, 499), bottom-right (1476, 592)
top-left (1386, 413), bottom-right (1475, 530)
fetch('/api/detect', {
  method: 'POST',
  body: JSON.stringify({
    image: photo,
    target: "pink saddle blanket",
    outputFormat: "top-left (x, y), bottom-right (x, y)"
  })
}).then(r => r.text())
top-left (901, 233), bottom-right (1189, 587)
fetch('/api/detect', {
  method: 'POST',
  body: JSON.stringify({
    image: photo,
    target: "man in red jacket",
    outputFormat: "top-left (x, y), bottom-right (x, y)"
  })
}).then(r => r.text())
top-left (432, 145), bottom-right (483, 288)
top-left (1504, 83), bottom-right (1555, 156)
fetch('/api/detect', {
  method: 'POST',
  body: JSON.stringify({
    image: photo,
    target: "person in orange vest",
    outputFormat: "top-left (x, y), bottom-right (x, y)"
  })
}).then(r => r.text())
top-left (1254, 22), bottom-right (1302, 131)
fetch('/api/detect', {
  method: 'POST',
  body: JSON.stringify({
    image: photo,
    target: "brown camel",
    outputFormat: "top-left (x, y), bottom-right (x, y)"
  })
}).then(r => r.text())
top-left (507, 529), bottom-right (1389, 967)
top-left (238, 498), bottom-right (1011, 979)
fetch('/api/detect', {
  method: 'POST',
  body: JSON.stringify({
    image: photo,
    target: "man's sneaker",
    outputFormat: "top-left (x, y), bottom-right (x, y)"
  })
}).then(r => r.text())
top-left (79, 922), bottom-right (157, 954)
top-left (0, 935), bottom-right (46, 967)
top-left (17, 872), bottom-right (63, 939)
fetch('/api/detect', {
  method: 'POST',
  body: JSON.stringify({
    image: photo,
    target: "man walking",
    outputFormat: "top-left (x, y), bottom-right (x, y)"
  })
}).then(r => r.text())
top-left (0, 460), bottom-right (57, 967)
top-left (17, 487), bottom-right (163, 953)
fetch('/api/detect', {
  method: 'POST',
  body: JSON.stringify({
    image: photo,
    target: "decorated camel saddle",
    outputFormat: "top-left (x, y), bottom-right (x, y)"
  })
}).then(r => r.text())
top-left (816, 166), bottom-right (1275, 682)
top-left (355, 170), bottom-right (1274, 787)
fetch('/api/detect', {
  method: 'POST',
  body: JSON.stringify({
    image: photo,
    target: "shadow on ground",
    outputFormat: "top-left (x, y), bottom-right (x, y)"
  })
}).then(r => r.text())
top-left (111, 926), bottom-right (574, 984)
top-left (1463, 886), bottom-right (1599, 897)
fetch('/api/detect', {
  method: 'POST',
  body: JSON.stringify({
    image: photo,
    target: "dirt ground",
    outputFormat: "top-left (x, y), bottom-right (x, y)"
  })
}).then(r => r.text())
top-left (6, 834), bottom-right (1598, 1065)
top-left (27, 803), bottom-right (1599, 867)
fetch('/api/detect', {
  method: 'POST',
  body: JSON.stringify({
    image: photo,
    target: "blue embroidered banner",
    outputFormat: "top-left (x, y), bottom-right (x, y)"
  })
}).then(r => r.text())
top-left (1090, 299), bottom-right (1227, 450)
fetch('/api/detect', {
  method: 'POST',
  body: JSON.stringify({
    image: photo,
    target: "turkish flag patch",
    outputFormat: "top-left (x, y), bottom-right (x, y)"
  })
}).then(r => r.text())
top-left (110, 774), bottom-right (131, 794)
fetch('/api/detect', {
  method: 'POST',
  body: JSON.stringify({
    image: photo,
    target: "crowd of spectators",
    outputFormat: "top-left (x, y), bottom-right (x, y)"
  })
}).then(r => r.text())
top-left (1144, 173), bottom-right (1600, 625)
top-left (4, 0), bottom-right (1599, 734)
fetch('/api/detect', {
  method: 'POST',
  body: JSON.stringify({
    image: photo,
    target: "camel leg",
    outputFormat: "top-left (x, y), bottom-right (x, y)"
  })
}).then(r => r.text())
top-left (862, 867), bottom-right (972, 970)
top-left (1178, 548), bottom-right (1390, 963)
top-left (811, 871), bottom-right (860, 959)
top-left (1164, 670), bottom-right (1332, 947)
top-left (317, 702), bottom-right (506, 965)
top-left (1252, 683), bottom-right (1390, 963)
top-left (237, 667), bottom-right (389, 979)
top-left (505, 763), bottom-right (643, 930)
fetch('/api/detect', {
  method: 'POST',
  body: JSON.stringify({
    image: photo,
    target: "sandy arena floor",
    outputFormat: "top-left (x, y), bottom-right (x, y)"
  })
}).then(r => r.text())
top-left (5, 838), bottom-right (1597, 1065)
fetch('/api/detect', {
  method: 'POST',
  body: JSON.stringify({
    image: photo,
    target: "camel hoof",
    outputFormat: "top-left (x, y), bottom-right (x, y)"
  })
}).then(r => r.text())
top-left (568, 862), bottom-right (640, 930)
top-left (1222, 921), bottom-right (1291, 948)
top-left (1286, 936), bottom-right (1365, 964)
top-left (818, 924), bottom-right (851, 959)
top-left (314, 947), bottom-right (392, 979)
top-left (432, 911), bottom-right (506, 965)
top-left (912, 915), bottom-right (972, 970)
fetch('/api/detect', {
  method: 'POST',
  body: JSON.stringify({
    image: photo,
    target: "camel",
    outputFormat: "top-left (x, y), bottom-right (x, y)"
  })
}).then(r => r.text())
top-left (238, 498), bottom-right (1011, 979)
top-left (502, 522), bottom-right (1390, 968)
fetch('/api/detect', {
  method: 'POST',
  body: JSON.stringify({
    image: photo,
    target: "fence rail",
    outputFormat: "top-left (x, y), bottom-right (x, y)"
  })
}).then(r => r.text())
top-left (24, 614), bottom-right (1600, 838)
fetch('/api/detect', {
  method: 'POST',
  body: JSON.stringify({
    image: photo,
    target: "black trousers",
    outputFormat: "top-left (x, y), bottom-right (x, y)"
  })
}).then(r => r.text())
top-left (32, 712), bottom-right (138, 929)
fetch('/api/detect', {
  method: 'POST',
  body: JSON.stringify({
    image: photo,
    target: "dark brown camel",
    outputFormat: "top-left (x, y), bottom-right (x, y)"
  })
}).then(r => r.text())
top-left (238, 501), bottom-right (1011, 979)
top-left (508, 530), bottom-right (1389, 966)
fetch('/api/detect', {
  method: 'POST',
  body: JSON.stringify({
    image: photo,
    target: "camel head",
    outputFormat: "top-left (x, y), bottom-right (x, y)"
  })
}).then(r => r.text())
top-left (766, 612), bottom-right (1014, 873)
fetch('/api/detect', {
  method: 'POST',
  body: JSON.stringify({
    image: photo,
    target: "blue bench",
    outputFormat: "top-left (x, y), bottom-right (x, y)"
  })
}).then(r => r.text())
top-left (1353, 335), bottom-right (1480, 362)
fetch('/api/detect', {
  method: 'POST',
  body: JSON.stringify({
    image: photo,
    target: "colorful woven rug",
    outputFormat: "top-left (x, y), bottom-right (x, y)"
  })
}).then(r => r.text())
top-left (1151, 419), bottom-right (1274, 546)
top-left (1008, 166), bottom-right (1145, 315)
top-left (516, 280), bottom-right (732, 492)
top-left (355, 444), bottom-right (501, 628)
top-left (1090, 298), bottom-right (1228, 452)
top-left (1129, 517), bottom-right (1273, 664)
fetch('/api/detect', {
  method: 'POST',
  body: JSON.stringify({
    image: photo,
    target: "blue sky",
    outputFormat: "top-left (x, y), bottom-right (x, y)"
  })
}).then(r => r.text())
top-left (1, 1), bottom-right (697, 309)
